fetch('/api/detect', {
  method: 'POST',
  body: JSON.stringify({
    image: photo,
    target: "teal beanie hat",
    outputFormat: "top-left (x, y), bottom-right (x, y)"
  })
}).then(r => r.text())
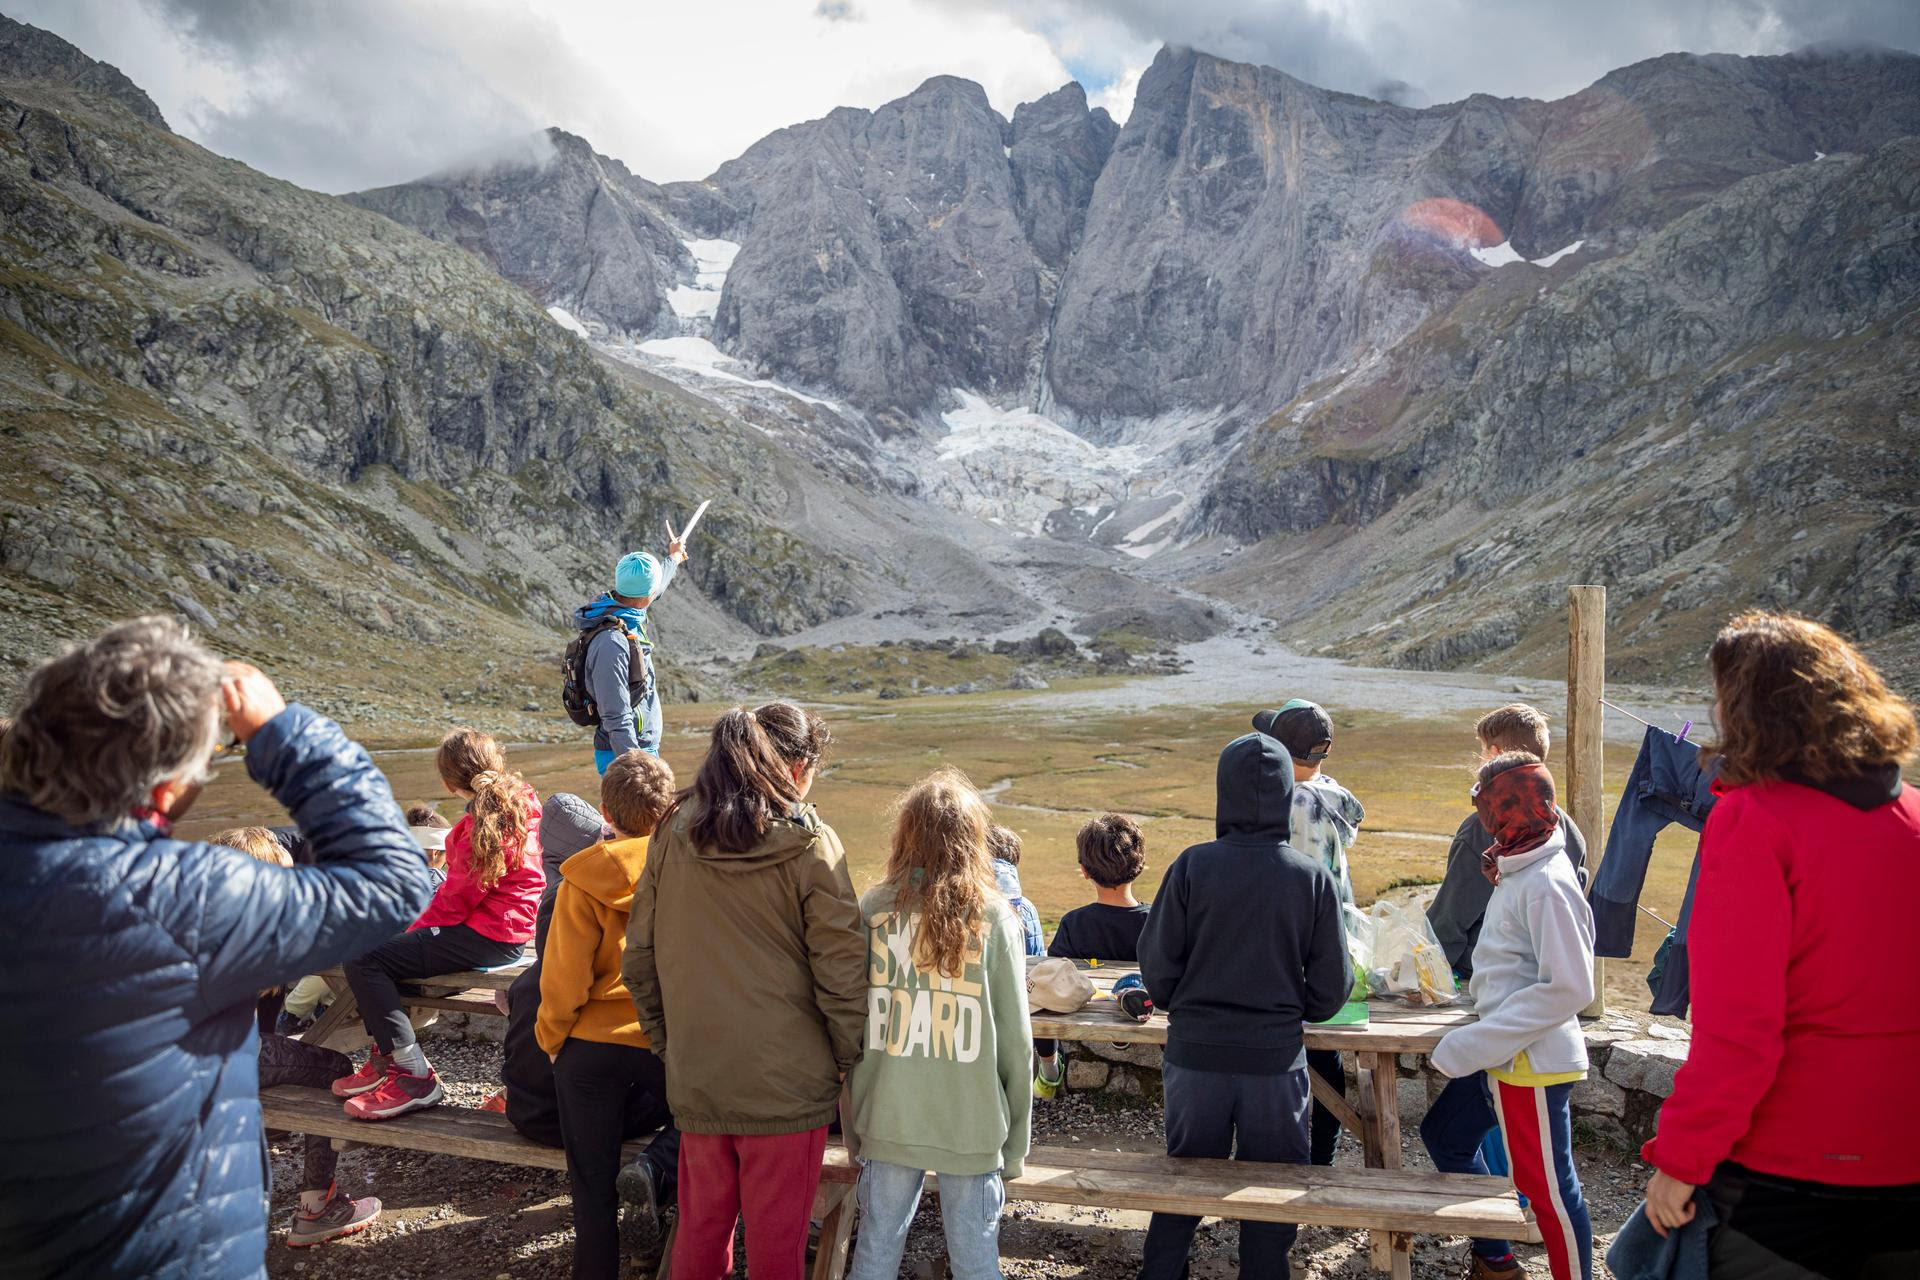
top-left (615, 551), bottom-right (662, 598)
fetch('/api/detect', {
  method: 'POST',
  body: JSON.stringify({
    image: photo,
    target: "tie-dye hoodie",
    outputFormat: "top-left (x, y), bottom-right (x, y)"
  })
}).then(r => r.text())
top-left (1290, 772), bottom-right (1364, 908)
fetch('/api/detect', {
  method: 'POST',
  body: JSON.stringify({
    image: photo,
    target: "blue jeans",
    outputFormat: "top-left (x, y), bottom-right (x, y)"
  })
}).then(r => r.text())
top-left (1140, 1061), bottom-right (1311, 1280)
top-left (847, 1159), bottom-right (1006, 1280)
top-left (1420, 1073), bottom-right (1592, 1280)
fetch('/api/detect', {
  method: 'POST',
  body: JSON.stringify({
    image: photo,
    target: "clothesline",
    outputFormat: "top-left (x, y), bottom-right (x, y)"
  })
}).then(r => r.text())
top-left (1599, 697), bottom-right (1692, 742)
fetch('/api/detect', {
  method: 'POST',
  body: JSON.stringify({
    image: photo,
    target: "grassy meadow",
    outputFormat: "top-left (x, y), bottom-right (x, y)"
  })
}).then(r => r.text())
top-left (183, 686), bottom-right (1700, 1013)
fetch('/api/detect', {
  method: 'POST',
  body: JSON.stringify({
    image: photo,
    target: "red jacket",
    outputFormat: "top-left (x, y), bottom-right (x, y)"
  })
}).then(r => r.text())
top-left (1644, 777), bottom-right (1920, 1186)
top-left (412, 789), bottom-right (546, 944)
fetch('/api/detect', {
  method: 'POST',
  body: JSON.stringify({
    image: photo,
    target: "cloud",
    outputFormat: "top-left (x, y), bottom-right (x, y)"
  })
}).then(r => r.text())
top-left (11, 0), bottom-right (1078, 191)
top-left (10, 0), bottom-right (1918, 194)
top-left (959, 0), bottom-right (1920, 107)
top-left (1088, 64), bottom-right (1144, 121)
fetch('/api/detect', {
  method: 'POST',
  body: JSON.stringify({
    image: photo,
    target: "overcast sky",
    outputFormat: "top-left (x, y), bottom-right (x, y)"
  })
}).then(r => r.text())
top-left (14, 0), bottom-right (1920, 193)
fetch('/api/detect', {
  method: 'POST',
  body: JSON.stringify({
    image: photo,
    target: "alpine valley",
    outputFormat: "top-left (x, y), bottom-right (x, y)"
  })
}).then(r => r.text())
top-left (3, 11), bottom-right (1918, 732)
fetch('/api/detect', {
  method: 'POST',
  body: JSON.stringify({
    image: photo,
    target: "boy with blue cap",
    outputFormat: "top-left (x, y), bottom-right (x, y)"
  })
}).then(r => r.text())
top-left (573, 540), bottom-right (687, 773)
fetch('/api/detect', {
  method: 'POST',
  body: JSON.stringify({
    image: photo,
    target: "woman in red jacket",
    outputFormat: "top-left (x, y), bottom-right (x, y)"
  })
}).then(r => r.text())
top-left (1641, 613), bottom-right (1920, 1277)
top-left (334, 727), bottom-right (545, 1119)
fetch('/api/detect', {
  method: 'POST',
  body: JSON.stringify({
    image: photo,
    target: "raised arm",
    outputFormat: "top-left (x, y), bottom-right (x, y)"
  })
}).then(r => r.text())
top-left (188, 700), bottom-right (436, 1011)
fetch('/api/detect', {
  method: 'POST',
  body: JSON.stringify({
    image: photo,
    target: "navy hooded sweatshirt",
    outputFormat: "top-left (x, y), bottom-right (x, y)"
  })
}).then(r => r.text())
top-left (1139, 732), bottom-right (1353, 1074)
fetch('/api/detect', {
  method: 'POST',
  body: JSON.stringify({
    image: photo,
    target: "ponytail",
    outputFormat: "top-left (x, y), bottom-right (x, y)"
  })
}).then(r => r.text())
top-left (690, 708), bottom-right (803, 853)
top-left (437, 727), bottom-right (530, 889)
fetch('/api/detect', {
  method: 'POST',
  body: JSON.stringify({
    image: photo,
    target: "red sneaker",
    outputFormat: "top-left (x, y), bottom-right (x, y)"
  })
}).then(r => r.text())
top-left (331, 1052), bottom-right (393, 1098)
top-left (480, 1088), bottom-right (507, 1113)
top-left (343, 1068), bottom-right (444, 1121)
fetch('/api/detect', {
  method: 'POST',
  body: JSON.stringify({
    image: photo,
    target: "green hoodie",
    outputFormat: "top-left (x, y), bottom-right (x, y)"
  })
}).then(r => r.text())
top-left (848, 884), bottom-right (1033, 1178)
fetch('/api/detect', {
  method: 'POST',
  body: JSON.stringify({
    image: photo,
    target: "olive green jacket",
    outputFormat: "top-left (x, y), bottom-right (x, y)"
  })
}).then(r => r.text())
top-left (622, 801), bottom-right (867, 1135)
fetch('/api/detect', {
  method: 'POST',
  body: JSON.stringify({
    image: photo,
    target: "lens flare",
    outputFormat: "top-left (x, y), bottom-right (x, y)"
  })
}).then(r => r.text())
top-left (1400, 197), bottom-right (1503, 249)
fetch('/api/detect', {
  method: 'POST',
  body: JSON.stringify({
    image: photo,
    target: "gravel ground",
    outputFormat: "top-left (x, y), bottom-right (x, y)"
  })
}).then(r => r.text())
top-left (265, 1040), bottom-right (1646, 1279)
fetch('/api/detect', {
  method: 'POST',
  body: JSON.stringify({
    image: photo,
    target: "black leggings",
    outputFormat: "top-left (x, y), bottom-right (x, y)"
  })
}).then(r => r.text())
top-left (1708, 1162), bottom-right (1920, 1279)
top-left (343, 924), bottom-right (523, 1054)
top-left (259, 1032), bottom-right (353, 1191)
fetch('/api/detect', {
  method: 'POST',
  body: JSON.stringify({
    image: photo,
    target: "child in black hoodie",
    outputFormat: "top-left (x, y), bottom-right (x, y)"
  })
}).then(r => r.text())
top-left (1137, 731), bottom-right (1352, 1280)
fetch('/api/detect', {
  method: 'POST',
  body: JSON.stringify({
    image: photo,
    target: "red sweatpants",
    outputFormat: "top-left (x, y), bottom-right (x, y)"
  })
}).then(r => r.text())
top-left (671, 1127), bottom-right (829, 1280)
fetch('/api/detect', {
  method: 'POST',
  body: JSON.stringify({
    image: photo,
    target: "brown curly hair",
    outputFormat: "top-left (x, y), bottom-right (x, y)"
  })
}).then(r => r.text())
top-left (602, 749), bottom-right (677, 838)
top-left (436, 727), bottom-right (533, 889)
top-left (1706, 611), bottom-right (1917, 786)
top-left (1076, 812), bottom-right (1146, 888)
top-left (885, 769), bottom-right (999, 979)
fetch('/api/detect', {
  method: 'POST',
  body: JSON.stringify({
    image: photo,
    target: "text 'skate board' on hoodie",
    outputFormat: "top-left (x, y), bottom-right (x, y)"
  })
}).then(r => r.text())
top-left (1431, 825), bottom-right (1596, 1081)
top-left (1139, 732), bottom-right (1353, 1075)
top-left (850, 886), bottom-right (1034, 1178)
top-left (622, 800), bottom-right (868, 1136)
top-left (535, 834), bottom-right (653, 1057)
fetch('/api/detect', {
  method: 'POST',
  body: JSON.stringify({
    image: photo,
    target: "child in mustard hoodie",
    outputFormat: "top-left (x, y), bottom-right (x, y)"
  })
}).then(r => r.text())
top-left (539, 750), bottom-right (680, 1280)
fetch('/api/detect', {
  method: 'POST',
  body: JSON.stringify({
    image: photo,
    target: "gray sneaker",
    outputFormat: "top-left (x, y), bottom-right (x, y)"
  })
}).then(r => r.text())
top-left (286, 1193), bottom-right (381, 1247)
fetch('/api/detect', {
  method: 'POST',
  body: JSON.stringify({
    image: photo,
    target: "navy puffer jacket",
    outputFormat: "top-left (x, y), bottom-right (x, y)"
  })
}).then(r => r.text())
top-left (0, 704), bottom-right (437, 1278)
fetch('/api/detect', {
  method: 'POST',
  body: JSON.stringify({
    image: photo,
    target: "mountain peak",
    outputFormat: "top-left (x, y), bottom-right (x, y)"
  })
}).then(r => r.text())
top-left (0, 13), bottom-right (169, 130)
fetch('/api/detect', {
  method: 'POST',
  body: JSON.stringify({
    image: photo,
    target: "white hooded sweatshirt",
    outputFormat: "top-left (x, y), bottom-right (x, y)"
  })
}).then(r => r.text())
top-left (1431, 827), bottom-right (1596, 1081)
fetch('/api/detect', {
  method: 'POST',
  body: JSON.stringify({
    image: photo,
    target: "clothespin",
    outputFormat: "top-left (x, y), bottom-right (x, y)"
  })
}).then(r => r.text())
top-left (1677, 720), bottom-right (1692, 743)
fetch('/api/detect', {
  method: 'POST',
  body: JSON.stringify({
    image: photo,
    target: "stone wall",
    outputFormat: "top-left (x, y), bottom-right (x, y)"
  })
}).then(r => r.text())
top-left (1059, 1010), bottom-right (1690, 1150)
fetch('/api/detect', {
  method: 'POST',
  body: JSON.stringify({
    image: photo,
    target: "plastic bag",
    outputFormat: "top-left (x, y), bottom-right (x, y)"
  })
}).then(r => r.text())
top-left (1341, 904), bottom-right (1375, 1004)
top-left (1356, 898), bottom-right (1457, 1005)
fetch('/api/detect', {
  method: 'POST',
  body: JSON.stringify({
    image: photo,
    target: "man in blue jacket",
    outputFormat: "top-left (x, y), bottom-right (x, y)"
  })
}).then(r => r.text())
top-left (574, 539), bottom-right (687, 774)
top-left (0, 616), bottom-right (437, 1279)
top-left (1137, 730), bottom-right (1353, 1280)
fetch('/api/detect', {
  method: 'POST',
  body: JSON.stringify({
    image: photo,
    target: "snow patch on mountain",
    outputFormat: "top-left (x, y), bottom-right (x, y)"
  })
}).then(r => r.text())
top-left (630, 335), bottom-right (839, 408)
top-left (667, 238), bottom-right (740, 328)
top-left (1471, 240), bottom-right (1586, 269)
top-left (546, 305), bottom-right (591, 338)
top-left (921, 393), bottom-right (1209, 551)
top-left (1531, 240), bottom-right (1584, 267)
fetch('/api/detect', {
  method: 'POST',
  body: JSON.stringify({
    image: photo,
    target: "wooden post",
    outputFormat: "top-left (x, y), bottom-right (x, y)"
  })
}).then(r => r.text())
top-left (1568, 585), bottom-right (1607, 1018)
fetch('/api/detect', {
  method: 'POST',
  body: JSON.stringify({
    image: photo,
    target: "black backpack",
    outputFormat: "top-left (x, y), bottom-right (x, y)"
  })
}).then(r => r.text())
top-left (562, 617), bottom-right (654, 727)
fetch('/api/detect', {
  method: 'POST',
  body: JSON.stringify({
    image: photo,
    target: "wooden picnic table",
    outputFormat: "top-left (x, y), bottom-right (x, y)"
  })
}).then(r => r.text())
top-left (1032, 961), bottom-right (1477, 1280)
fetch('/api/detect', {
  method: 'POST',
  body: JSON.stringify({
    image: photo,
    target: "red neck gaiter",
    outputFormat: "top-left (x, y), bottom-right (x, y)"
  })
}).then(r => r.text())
top-left (1474, 763), bottom-right (1559, 886)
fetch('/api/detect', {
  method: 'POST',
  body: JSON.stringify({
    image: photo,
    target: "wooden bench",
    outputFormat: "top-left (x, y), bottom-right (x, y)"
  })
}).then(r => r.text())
top-left (260, 1085), bottom-right (855, 1280)
top-left (299, 963), bottom-right (527, 1051)
top-left (261, 1086), bottom-right (1535, 1280)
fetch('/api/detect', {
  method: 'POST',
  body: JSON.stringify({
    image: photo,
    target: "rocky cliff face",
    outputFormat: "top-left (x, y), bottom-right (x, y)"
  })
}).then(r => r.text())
top-left (358, 45), bottom-right (1920, 435)
top-left (347, 129), bottom-right (691, 336)
top-left (0, 15), bottom-right (902, 726)
top-left (0, 13), bottom-right (167, 129)
top-left (1044, 45), bottom-right (1920, 423)
top-left (1195, 137), bottom-right (1920, 681)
